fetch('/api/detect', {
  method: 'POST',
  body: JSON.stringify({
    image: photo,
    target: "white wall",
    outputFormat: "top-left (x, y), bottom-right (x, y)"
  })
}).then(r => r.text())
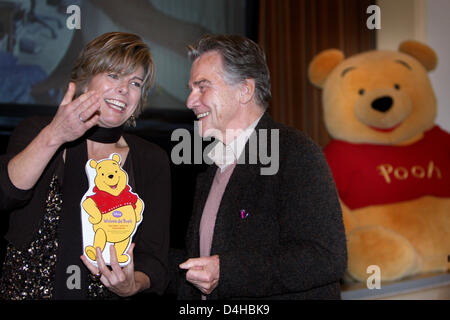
top-left (377, 0), bottom-right (427, 50)
top-left (377, 0), bottom-right (450, 132)
top-left (427, 0), bottom-right (450, 131)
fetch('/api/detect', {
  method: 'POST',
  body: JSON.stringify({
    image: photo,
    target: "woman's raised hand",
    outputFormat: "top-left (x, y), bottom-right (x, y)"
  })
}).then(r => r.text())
top-left (47, 82), bottom-right (101, 146)
top-left (7, 83), bottom-right (101, 190)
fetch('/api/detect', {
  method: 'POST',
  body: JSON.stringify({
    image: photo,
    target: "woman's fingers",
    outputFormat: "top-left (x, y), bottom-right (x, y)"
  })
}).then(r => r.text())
top-left (96, 247), bottom-right (111, 277)
top-left (80, 245), bottom-right (140, 297)
top-left (71, 90), bottom-right (99, 111)
top-left (72, 90), bottom-right (101, 126)
top-left (52, 86), bottom-right (100, 139)
top-left (59, 82), bottom-right (98, 113)
top-left (80, 254), bottom-right (99, 275)
top-left (83, 112), bottom-right (101, 129)
top-left (78, 97), bottom-right (101, 125)
top-left (61, 82), bottom-right (97, 110)
top-left (95, 247), bottom-right (113, 287)
top-left (60, 82), bottom-right (76, 106)
top-left (109, 245), bottom-right (124, 276)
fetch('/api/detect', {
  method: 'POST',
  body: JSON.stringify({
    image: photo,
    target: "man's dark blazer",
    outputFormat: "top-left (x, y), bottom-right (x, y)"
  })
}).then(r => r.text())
top-left (176, 112), bottom-right (347, 299)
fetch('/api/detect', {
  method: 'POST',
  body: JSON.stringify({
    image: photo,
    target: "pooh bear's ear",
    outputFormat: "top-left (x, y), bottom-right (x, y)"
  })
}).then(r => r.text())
top-left (308, 49), bottom-right (345, 88)
top-left (112, 154), bottom-right (121, 164)
top-left (89, 160), bottom-right (98, 168)
top-left (399, 40), bottom-right (438, 71)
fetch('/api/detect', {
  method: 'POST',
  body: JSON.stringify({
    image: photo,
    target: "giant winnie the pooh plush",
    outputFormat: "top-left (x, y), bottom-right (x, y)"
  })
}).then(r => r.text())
top-left (308, 41), bottom-right (450, 282)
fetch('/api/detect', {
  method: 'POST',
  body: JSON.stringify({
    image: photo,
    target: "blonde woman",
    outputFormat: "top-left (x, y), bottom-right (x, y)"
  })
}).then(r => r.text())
top-left (0, 32), bottom-right (171, 299)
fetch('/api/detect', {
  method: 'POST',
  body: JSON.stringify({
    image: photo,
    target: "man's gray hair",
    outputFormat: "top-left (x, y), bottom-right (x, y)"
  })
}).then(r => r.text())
top-left (188, 34), bottom-right (271, 109)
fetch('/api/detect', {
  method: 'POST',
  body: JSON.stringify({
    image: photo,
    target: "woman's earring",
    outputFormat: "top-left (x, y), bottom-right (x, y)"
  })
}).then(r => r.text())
top-left (129, 114), bottom-right (136, 127)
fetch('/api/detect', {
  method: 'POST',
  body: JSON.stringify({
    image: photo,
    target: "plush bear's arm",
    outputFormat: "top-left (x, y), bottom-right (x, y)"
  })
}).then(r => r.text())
top-left (346, 196), bottom-right (450, 280)
top-left (82, 198), bottom-right (102, 224)
top-left (340, 199), bottom-right (358, 234)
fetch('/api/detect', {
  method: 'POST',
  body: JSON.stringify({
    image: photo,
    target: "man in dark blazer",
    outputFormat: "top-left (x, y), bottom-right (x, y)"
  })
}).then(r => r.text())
top-left (176, 34), bottom-right (347, 299)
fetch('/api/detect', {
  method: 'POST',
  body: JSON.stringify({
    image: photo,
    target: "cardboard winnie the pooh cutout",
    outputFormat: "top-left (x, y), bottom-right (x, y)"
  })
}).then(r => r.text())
top-left (81, 153), bottom-right (144, 266)
top-left (308, 41), bottom-right (450, 282)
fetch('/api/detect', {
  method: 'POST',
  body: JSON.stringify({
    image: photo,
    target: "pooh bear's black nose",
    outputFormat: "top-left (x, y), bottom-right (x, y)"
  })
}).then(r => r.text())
top-left (108, 174), bottom-right (114, 179)
top-left (371, 96), bottom-right (393, 113)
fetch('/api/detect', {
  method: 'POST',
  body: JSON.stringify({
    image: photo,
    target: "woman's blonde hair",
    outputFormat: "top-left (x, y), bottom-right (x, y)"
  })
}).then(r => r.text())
top-left (70, 32), bottom-right (155, 121)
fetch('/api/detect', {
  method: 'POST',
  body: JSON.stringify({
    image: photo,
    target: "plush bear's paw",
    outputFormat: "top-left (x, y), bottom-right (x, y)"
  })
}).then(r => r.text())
top-left (347, 226), bottom-right (420, 282)
top-left (85, 246), bottom-right (97, 261)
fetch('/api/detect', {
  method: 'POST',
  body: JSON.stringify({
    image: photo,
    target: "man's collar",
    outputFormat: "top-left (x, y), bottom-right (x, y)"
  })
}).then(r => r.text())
top-left (207, 113), bottom-right (263, 171)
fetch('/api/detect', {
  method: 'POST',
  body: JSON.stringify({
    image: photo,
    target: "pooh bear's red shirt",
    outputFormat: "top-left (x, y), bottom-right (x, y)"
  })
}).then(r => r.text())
top-left (87, 185), bottom-right (138, 214)
top-left (324, 126), bottom-right (450, 209)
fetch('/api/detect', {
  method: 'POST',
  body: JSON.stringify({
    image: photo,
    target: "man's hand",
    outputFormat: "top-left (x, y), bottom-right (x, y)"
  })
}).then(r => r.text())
top-left (179, 255), bottom-right (220, 295)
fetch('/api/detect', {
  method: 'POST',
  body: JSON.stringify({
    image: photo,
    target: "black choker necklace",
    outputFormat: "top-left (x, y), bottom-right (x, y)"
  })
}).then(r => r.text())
top-left (85, 125), bottom-right (124, 143)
